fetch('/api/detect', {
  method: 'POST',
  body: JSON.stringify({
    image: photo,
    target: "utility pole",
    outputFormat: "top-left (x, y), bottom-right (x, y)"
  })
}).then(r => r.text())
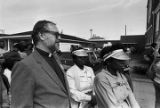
top-left (125, 25), bottom-right (127, 36)
top-left (90, 29), bottom-right (93, 38)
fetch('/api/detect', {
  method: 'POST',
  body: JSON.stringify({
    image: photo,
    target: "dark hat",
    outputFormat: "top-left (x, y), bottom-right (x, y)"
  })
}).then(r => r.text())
top-left (2, 51), bottom-right (22, 70)
top-left (3, 51), bottom-right (21, 61)
top-left (13, 41), bottom-right (28, 52)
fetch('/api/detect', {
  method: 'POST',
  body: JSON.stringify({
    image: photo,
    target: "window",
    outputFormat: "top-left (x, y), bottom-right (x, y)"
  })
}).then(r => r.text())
top-left (0, 40), bottom-right (8, 50)
top-left (0, 41), bottom-right (5, 49)
top-left (10, 39), bottom-right (32, 51)
top-left (59, 43), bottom-right (80, 52)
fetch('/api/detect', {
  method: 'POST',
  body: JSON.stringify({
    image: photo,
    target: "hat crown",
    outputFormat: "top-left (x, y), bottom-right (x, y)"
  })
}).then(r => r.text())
top-left (103, 49), bottom-right (130, 61)
top-left (72, 49), bottom-right (88, 57)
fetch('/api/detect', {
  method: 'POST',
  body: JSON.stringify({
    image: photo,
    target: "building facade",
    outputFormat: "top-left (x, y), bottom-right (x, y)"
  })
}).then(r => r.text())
top-left (121, 35), bottom-right (145, 53)
top-left (0, 31), bottom-right (94, 52)
top-left (146, 0), bottom-right (160, 47)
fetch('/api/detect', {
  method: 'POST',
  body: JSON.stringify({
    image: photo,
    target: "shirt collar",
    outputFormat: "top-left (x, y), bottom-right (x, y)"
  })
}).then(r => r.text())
top-left (36, 48), bottom-right (53, 58)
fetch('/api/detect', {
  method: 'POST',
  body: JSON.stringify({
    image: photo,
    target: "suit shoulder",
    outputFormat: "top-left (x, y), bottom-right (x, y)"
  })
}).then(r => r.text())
top-left (20, 53), bottom-right (35, 64)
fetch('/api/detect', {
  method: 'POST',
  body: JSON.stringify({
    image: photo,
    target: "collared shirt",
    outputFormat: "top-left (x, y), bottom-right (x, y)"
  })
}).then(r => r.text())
top-left (4, 68), bottom-right (11, 84)
top-left (94, 69), bottom-right (132, 108)
top-left (66, 64), bottom-right (95, 108)
top-left (36, 48), bottom-right (67, 90)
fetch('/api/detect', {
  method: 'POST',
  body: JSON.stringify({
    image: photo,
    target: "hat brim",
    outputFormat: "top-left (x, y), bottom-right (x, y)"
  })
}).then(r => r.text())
top-left (104, 49), bottom-right (130, 61)
top-left (111, 52), bottom-right (130, 60)
top-left (72, 49), bottom-right (88, 57)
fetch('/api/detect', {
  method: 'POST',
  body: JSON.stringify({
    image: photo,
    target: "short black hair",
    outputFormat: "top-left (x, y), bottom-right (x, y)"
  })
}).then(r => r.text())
top-left (32, 20), bottom-right (56, 45)
top-left (14, 41), bottom-right (28, 52)
top-left (2, 51), bottom-right (21, 70)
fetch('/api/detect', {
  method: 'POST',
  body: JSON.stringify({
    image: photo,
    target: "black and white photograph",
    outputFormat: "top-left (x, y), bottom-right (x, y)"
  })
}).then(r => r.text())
top-left (0, 0), bottom-right (158, 108)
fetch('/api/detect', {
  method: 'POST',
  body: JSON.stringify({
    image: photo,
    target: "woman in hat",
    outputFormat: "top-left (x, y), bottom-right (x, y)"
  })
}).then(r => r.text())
top-left (94, 44), bottom-right (140, 108)
top-left (0, 50), bottom-right (21, 108)
top-left (66, 48), bottom-right (96, 108)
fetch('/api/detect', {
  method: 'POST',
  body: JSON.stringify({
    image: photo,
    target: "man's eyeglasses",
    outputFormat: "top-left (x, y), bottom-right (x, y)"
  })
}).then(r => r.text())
top-left (42, 30), bottom-right (60, 39)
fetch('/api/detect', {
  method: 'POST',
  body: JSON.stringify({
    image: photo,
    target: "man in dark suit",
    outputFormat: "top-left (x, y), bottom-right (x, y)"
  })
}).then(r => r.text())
top-left (11, 20), bottom-right (71, 108)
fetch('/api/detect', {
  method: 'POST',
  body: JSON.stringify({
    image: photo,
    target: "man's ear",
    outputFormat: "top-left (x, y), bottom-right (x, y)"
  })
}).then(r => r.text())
top-left (39, 32), bottom-right (45, 40)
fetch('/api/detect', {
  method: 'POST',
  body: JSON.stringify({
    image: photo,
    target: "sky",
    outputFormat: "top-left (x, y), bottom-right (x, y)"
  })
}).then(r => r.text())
top-left (0, 0), bottom-right (147, 40)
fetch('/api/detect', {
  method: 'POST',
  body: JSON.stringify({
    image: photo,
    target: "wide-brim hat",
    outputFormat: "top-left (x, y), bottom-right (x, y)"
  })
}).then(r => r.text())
top-left (103, 49), bottom-right (130, 61)
top-left (72, 49), bottom-right (88, 57)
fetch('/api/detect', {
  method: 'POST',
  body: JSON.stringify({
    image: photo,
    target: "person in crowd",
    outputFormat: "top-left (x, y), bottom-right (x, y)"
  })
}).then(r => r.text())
top-left (0, 66), bottom-right (10, 108)
top-left (2, 49), bottom-right (22, 84)
top-left (0, 50), bottom-right (21, 108)
top-left (94, 44), bottom-right (140, 108)
top-left (147, 57), bottom-right (160, 108)
top-left (24, 42), bottom-right (33, 56)
top-left (13, 41), bottom-right (28, 58)
top-left (11, 20), bottom-right (71, 108)
top-left (98, 43), bottom-right (134, 91)
top-left (144, 43), bottom-right (158, 65)
top-left (66, 47), bottom-right (97, 108)
top-left (146, 43), bottom-right (159, 80)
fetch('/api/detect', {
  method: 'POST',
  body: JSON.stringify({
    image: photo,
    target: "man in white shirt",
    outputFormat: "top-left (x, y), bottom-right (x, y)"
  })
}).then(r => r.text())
top-left (66, 48), bottom-right (96, 108)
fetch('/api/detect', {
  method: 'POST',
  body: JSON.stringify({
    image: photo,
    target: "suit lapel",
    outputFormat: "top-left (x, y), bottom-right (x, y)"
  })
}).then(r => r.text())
top-left (32, 50), bottom-right (67, 93)
top-left (53, 53), bottom-right (72, 106)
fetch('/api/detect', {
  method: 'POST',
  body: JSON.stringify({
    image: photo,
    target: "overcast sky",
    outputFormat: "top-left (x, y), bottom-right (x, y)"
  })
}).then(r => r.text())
top-left (0, 0), bottom-right (147, 40)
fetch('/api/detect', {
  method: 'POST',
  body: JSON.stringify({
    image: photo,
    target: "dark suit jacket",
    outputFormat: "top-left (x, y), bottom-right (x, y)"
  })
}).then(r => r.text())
top-left (11, 49), bottom-right (71, 108)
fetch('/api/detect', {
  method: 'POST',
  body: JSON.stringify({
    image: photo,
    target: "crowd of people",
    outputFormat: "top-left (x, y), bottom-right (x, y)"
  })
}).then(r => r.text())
top-left (0, 20), bottom-right (142, 108)
top-left (145, 42), bottom-right (160, 108)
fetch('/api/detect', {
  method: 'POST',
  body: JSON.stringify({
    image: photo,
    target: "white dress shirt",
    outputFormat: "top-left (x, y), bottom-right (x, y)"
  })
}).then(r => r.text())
top-left (66, 64), bottom-right (95, 108)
